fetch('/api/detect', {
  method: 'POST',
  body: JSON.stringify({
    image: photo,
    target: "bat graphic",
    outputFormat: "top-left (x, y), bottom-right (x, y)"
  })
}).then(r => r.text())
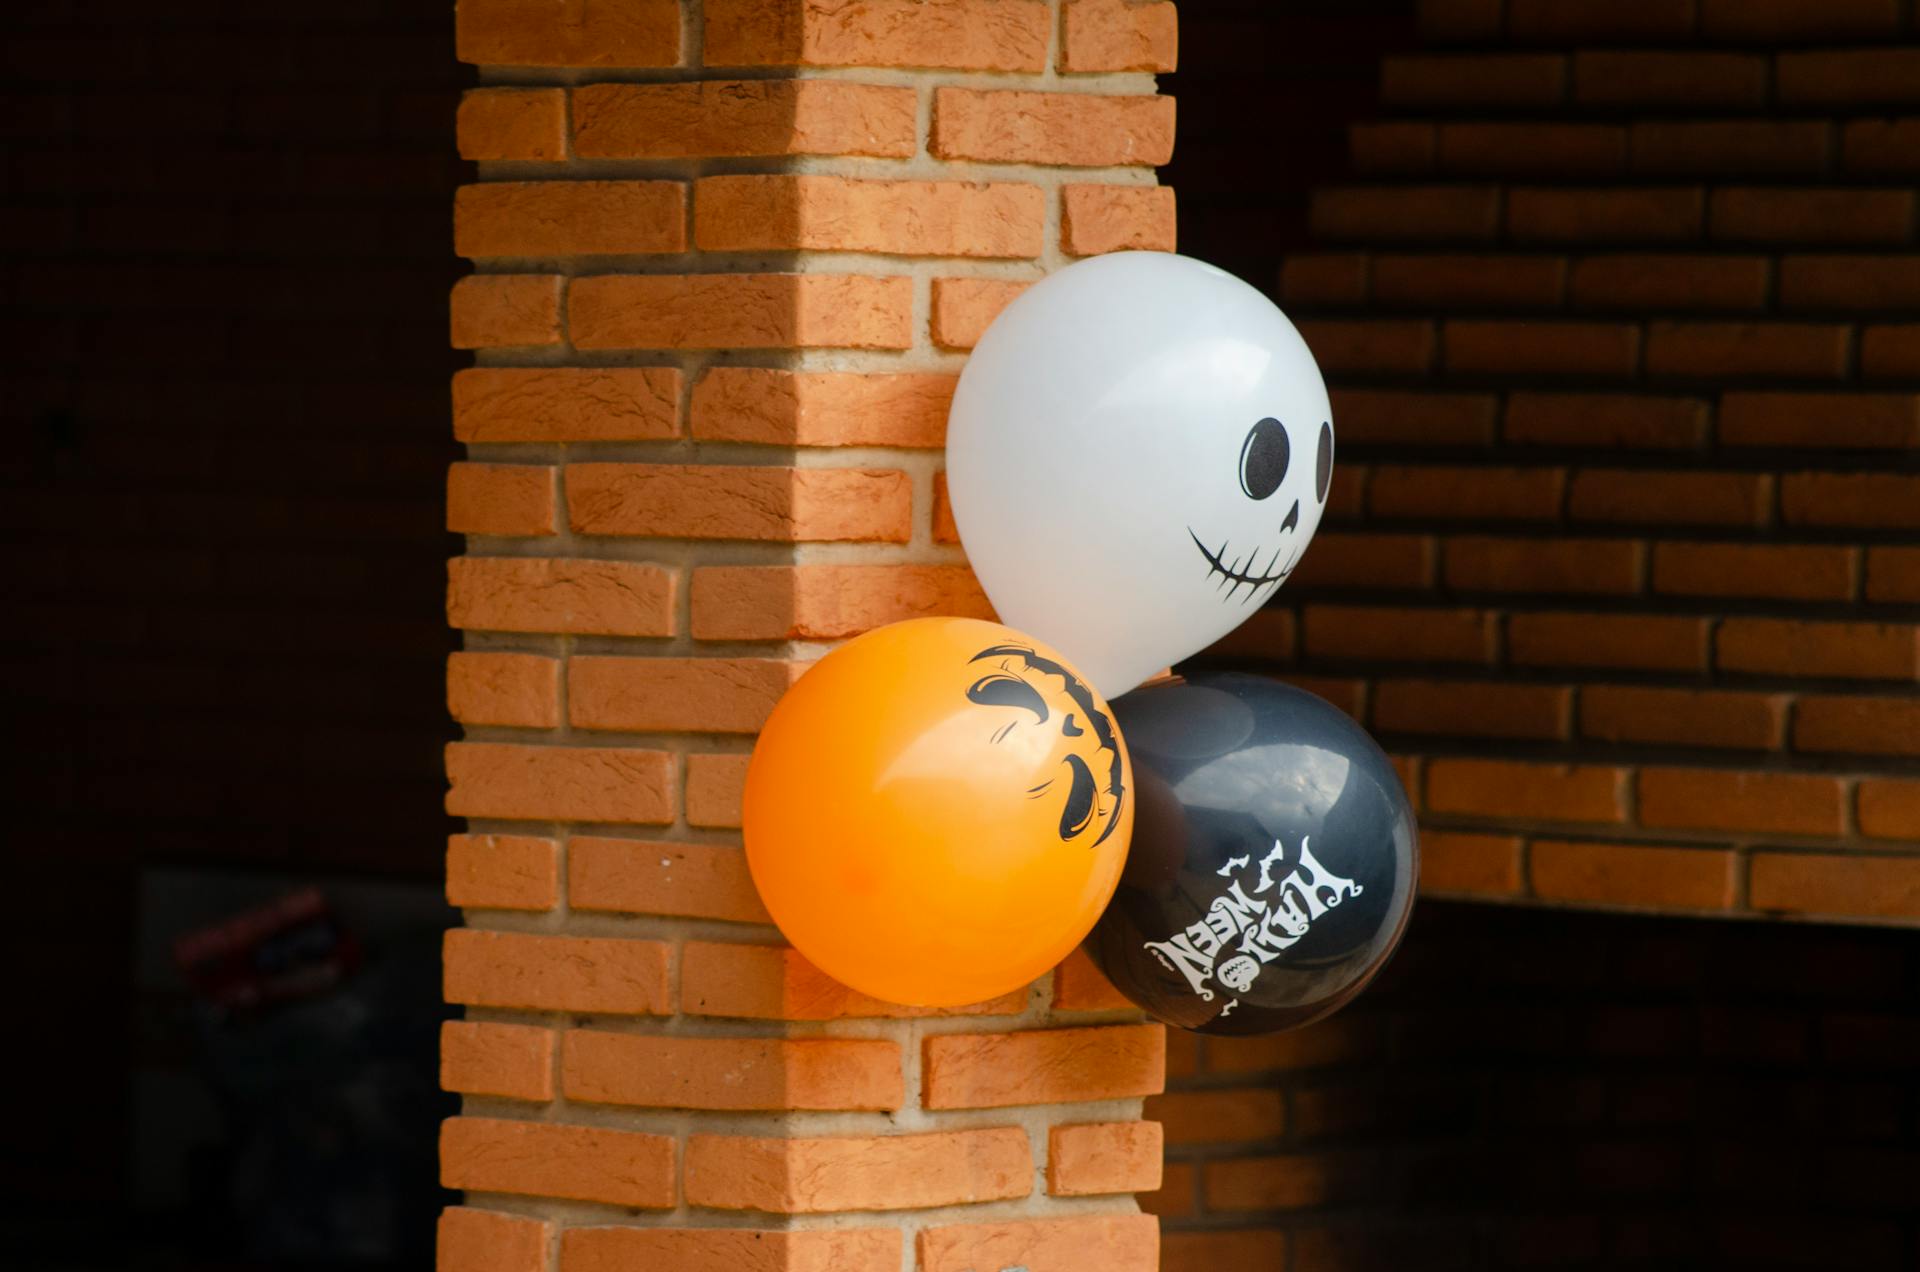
top-left (1217, 855), bottom-right (1250, 878)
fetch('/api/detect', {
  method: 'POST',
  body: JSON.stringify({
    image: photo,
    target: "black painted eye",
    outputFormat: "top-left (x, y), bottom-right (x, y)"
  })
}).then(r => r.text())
top-left (1239, 418), bottom-right (1290, 500)
top-left (1315, 421), bottom-right (1333, 504)
top-left (1057, 753), bottom-right (1098, 840)
top-left (966, 674), bottom-right (1048, 723)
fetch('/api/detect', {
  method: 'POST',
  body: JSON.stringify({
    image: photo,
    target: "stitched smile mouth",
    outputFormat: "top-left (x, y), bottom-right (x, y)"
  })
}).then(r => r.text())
top-left (1189, 529), bottom-right (1298, 603)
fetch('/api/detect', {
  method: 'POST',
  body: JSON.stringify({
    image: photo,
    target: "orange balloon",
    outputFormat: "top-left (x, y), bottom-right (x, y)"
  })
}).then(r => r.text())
top-left (744, 617), bottom-right (1134, 1007)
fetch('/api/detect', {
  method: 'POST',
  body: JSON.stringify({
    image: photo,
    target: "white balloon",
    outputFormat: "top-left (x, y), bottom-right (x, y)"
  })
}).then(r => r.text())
top-left (946, 252), bottom-right (1334, 697)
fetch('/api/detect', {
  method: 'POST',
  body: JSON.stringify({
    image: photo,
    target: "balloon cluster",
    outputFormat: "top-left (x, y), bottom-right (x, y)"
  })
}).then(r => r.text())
top-left (746, 253), bottom-right (1417, 1035)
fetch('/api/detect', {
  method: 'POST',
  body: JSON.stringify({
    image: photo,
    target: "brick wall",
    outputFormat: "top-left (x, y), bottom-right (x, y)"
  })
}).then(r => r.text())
top-left (1, 1), bottom-right (462, 1234)
top-left (442, 2), bottom-right (1179, 1268)
top-left (1154, 0), bottom-right (1920, 1265)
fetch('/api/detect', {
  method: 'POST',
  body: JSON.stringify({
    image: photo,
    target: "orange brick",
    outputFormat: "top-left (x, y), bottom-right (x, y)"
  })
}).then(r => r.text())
top-left (1384, 54), bottom-right (1568, 108)
top-left (1701, 0), bottom-right (1901, 40)
top-left (1349, 122), bottom-right (1439, 176)
top-left (568, 837), bottom-right (770, 924)
top-left (684, 1128), bottom-right (1031, 1212)
top-left (454, 181), bottom-right (684, 258)
top-left (1504, 393), bottom-right (1708, 449)
top-left (1858, 779), bottom-right (1920, 840)
top-left (1146, 1089), bottom-right (1286, 1145)
top-left (1781, 474), bottom-right (1920, 530)
top-left (1845, 119), bottom-right (1920, 175)
top-left (1509, 612), bottom-right (1709, 672)
top-left (1371, 253), bottom-right (1568, 308)
top-left (1443, 536), bottom-right (1644, 595)
top-left (447, 557), bottom-right (675, 637)
top-left (1206, 1152), bottom-right (1378, 1211)
top-left (1048, 1123), bottom-right (1163, 1195)
top-left (438, 1208), bottom-right (549, 1272)
top-left (567, 656), bottom-right (802, 734)
top-left (1631, 121), bottom-right (1832, 177)
top-left (1864, 325), bottom-right (1920, 378)
top-left (1793, 695), bottom-right (1920, 757)
top-left (561, 1227), bottom-right (900, 1272)
top-left (1749, 852), bottom-right (1920, 920)
top-left (1569, 469), bottom-right (1771, 528)
top-left (692, 564), bottom-right (991, 641)
top-left (444, 929), bottom-right (672, 1015)
top-left (1718, 619), bottom-right (1920, 681)
top-left (447, 462), bottom-right (556, 537)
top-left (923, 1025), bottom-right (1165, 1109)
top-left (1061, 183), bottom-right (1176, 255)
top-left (681, 941), bottom-right (1027, 1021)
top-left (704, 0), bottom-right (1051, 71)
top-left (456, 0), bottom-right (680, 67)
top-left (930, 277), bottom-right (1032, 350)
top-left (1581, 685), bottom-right (1787, 751)
top-left (453, 367), bottom-right (682, 443)
top-left (441, 1020), bottom-right (554, 1101)
top-left (571, 79), bottom-right (918, 159)
top-left (920, 1215), bottom-right (1158, 1272)
top-left (1445, 320), bottom-right (1640, 377)
top-left (1370, 465), bottom-right (1565, 522)
top-left (1373, 678), bottom-right (1571, 741)
top-left (567, 464), bottom-right (911, 542)
top-left (1281, 254), bottom-right (1369, 307)
top-left (695, 175), bottom-right (1045, 258)
top-left (570, 273), bottom-right (913, 350)
top-left (1419, 830), bottom-right (1523, 895)
top-left (1710, 188), bottom-right (1915, 246)
top-left (1639, 767), bottom-right (1845, 837)
top-left (1438, 122), bottom-right (1626, 177)
top-left (1573, 52), bottom-right (1767, 109)
top-left (1778, 49), bottom-right (1920, 106)
top-left (1720, 392), bottom-right (1920, 450)
top-left (1304, 604), bottom-right (1498, 665)
top-left (1140, 1161), bottom-right (1194, 1217)
top-left (447, 833), bottom-right (561, 910)
top-left (447, 652), bottom-right (560, 728)
top-left (1867, 548), bottom-right (1920, 602)
top-left (1509, 0), bottom-right (1694, 40)
top-left (1206, 1016), bottom-right (1385, 1073)
top-left (440, 1117), bottom-right (674, 1208)
top-left (1313, 186), bottom-right (1500, 242)
top-left (1531, 841), bottom-right (1737, 911)
top-left (1051, 947), bottom-right (1133, 1011)
top-left (449, 274), bottom-right (561, 349)
top-left (1507, 187), bottom-right (1703, 243)
top-left (1427, 759), bottom-right (1627, 824)
top-left (1061, 0), bottom-right (1177, 72)
top-left (1162, 1232), bottom-right (1289, 1272)
top-left (1571, 254), bottom-right (1769, 312)
top-left (1653, 543), bottom-right (1855, 603)
top-left (686, 753), bottom-right (750, 827)
top-left (1202, 607), bottom-right (1296, 661)
top-left (445, 741), bottom-right (675, 823)
top-left (1286, 532), bottom-right (1436, 591)
top-left (457, 88), bottom-right (566, 161)
top-left (564, 1031), bottom-right (902, 1111)
top-left (931, 88), bottom-right (1176, 167)
top-left (689, 367), bottom-right (953, 448)
top-left (1781, 256), bottom-right (1920, 311)
top-left (1660, 317), bottom-right (1856, 381)
top-left (1297, 319), bottom-right (1436, 375)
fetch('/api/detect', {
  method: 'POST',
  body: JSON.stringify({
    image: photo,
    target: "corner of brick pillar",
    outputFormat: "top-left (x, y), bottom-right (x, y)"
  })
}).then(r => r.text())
top-left (440, 3), bottom-right (1180, 1269)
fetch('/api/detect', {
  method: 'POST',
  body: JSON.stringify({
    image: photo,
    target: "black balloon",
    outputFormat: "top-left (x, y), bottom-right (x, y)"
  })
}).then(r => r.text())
top-left (1084, 673), bottom-right (1417, 1035)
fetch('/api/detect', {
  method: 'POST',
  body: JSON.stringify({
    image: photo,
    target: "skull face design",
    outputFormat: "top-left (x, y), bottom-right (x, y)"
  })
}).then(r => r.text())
top-left (1188, 416), bottom-right (1334, 604)
top-left (1218, 955), bottom-right (1259, 994)
top-left (965, 643), bottom-right (1127, 848)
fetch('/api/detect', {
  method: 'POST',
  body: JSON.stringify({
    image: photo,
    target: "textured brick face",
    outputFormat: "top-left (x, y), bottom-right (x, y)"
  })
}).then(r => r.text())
top-left (444, 1), bottom-right (1172, 1263)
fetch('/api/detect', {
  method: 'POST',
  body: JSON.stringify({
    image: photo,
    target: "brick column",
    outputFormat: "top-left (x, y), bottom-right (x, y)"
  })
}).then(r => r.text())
top-left (438, 3), bottom-right (1179, 1270)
